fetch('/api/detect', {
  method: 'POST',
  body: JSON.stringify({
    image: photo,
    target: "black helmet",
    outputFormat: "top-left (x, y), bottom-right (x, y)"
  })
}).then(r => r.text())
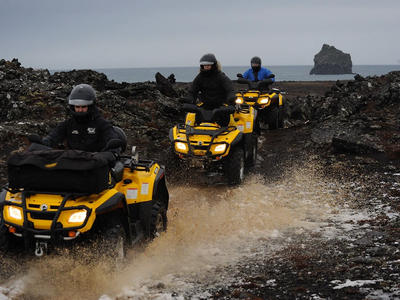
top-left (199, 53), bottom-right (217, 71)
top-left (69, 84), bottom-right (96, 106)
top-left (251, 56), bottom-right (262, 66)
top-left (68, 84), bottom-right (97, 120)
top-left (251, 56), bottom-right (262, 72)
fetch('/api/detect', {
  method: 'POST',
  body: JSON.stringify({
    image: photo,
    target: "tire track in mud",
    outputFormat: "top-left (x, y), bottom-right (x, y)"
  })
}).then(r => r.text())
top-left (0, 165), bottom-right (349, 299)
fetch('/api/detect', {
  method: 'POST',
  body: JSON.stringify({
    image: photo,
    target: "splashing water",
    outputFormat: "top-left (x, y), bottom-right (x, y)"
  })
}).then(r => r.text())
top-left (0, 165), bottom-right (346, 299)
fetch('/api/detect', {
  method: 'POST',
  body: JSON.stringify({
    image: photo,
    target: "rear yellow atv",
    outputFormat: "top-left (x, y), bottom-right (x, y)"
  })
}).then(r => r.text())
top-left (167, 103), bottom-right (258, 185)
top-left (236, 76), bottom-right (285, 130)
top-left (0, 128), bottom-right (169, 266)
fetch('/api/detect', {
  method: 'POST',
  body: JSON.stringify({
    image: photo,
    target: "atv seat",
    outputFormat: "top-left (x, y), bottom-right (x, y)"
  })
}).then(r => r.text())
top-left (183, 104), bottom-right (235, 127)
top-left (113, 126), bottom-right (127, 154)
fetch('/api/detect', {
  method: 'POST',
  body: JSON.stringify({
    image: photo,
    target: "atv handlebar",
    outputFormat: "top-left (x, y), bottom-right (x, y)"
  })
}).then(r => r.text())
top-left (236, 78), bottom-right (274, 91)
top-left (102, 138), bottom-right (122, 152)
top-left (182, 103), bottom-right (236, 124)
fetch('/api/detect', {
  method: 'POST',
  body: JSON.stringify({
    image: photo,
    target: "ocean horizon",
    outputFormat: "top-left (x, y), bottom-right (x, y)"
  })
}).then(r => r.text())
top-left (50, 65), bottom-right (400, 84)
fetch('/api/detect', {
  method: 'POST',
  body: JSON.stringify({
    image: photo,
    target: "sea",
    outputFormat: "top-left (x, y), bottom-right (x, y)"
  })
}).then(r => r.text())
top-left (50, 65), bottom-right (400, 84)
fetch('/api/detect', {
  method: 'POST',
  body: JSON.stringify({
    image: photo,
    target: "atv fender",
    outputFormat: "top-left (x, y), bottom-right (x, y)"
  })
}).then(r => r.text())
top-left (0, 189), bottom-right (6, 207)
top-left (244, 132), bottom-right (254, 146)
top-left (96, 192), bottom-right (125, 214)
top-left (230, 131), bottom-right (244, 147)
top-left (244, 132), bottom-right (256, 160)
top-left (152, 168), bottom-right (169, 210)
top-left (168, 128), bottom-right (174, 142)
top-left (139, 201), bottom-right (153, 237)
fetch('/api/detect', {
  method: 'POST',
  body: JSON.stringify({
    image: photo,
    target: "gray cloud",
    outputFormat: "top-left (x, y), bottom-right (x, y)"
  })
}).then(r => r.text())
top-left (1, 0), bottom-right (399, 70)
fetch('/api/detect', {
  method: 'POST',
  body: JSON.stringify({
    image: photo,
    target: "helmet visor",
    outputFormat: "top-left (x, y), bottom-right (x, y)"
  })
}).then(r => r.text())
top-left (69, 99), bottom-right (94, 106)
top-left (200, 61), bottom-right (214, 66)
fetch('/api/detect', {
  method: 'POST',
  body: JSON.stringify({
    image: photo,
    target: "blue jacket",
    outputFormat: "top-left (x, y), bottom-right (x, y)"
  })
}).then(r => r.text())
top-left (243, 67), bottom-right (275, 82)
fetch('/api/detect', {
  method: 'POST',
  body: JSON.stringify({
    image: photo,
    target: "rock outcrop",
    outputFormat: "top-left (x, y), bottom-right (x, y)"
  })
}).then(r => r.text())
top-left (0, 58), bottom-right (187, 174)
top-left (309, 44), bottom-right (352, 75)
top-left (1, 58), bottom-right (400, 184)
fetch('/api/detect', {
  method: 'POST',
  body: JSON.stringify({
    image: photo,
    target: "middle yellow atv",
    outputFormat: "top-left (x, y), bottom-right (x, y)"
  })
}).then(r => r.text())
top-left (167, 103), bottom-right (258, 185)
top-left (236, 75), bottom-right (285, 130)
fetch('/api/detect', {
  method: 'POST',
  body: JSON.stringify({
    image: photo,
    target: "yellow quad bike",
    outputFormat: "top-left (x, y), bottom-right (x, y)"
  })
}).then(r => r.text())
top-left (0, 127), bottom-right (169, 264)
top-left (167, 103), bottom-right (258, 185)
top-left (236, 75), bottom-right (285, 130)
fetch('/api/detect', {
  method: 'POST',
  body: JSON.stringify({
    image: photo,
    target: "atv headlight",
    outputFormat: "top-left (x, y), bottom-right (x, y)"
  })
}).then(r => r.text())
top-left (259, 97), bottom-right (270, 105)
top-left (175, 142), bottom-right (187, 151)
top-left (68, 211), bottom-right (87, 223)
top-left (235, 98), bottom-right (244, 104)
top-left (7, 206), bottom-right (22, 220)
top-left (213, 144), bottom-right (226, 153)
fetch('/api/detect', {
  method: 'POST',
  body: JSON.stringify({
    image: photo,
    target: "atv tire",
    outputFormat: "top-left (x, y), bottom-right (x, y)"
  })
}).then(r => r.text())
top-left (150, 201), bottom-right (167, 239)
top-left (268, 105), bottom-right (279, 130)
top-left (278, 105), bottom-right (285, 129)
top-left (0, 221), bottom-right (11, 252)
top-left (96, 214), bottom-right (128, 272)
top-left (165, 146), bottom-right (184, 183)
top-left (0, 210), bottom-right (16, 253)
top-left (225, 147), bottom-right (245, 185)
top-left (246, 133), bottom-right (258, 168)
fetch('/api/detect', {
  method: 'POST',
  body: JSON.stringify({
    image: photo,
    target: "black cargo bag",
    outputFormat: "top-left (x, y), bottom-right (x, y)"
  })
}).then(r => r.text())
top-left (7, 149), bottom-right (111, 194)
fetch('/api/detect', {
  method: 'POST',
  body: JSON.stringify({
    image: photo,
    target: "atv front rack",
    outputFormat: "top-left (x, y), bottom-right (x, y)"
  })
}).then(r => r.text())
top-left (3, 190), bottom-right (92, 244)
top-left (174, 124), bottom-right (242, 157)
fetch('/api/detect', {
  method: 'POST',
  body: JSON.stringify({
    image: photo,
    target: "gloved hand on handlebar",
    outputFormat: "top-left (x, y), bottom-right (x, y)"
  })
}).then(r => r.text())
top-left (100, 151), bottom-right (117, 168)
top-left (28, 134), bottom-right (44, 145)
top-left (27, 133), bottom-right (54, 151)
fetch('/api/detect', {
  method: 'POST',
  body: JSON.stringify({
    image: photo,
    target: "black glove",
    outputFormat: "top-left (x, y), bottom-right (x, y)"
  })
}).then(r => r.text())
top-left (100, 151), bottom-right (117, 168)
top-left (237, 73), bottom-right (243, 78)
top-left (28, 134), bottom-right (43, 144)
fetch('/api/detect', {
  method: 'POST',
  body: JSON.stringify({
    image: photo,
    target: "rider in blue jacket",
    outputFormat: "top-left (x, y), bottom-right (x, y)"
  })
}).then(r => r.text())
top-left (242, 56), bottom-right (275, 82)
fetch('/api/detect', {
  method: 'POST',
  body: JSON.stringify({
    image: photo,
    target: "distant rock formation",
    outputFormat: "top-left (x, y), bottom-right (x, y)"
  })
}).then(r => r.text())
top-left (155, 72), bottom-right (178, 97)
top-left (310, 44), bottom-right (352, 75)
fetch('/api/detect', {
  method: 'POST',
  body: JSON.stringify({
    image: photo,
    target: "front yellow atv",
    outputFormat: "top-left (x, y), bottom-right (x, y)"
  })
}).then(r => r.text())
top-left (0, 128), bottom-right (169, 265)
top-left (168, 103), bottom-right (258, 185)
top-left (236, 77), bottom-right (285, 130)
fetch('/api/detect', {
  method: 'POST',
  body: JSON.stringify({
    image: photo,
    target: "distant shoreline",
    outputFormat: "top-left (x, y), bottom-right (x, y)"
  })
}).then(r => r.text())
top-left (48, 65), bottom-right (400, 84)
top-left (49, 64), bottom-right (400, 72)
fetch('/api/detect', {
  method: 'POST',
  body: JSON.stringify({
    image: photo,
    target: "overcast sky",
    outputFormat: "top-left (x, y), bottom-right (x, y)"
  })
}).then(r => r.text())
top-left (1, 0), bottom-right (399, 70)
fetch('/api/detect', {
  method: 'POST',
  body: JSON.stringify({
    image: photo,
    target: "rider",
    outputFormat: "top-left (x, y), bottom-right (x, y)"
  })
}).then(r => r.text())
top-left (41, 84), bottom-right (119, 158)
top-left (187, 53), bottom-right (236, 126)
top-left (241, 56), bottom-right (275, 83)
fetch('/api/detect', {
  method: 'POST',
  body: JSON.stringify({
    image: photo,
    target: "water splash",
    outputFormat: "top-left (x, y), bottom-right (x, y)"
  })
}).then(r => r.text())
top-left (0, 164), bottom-right (344, 299)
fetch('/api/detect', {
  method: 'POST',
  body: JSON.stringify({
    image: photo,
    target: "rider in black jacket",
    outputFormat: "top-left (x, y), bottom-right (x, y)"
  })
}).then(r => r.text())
top-left (187, 53), bottom-right (236, 126)
top-left (187, 53), bottom-right (236, 109)
top-left (42, 84), bottom-right (118, 154)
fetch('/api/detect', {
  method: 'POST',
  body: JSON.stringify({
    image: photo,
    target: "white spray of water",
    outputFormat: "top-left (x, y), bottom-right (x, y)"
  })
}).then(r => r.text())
top-left (1, 168), bottom-right (345, 299)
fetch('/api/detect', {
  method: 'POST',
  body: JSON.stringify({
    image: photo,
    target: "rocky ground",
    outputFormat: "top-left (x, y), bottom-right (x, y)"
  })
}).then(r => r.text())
top-left (209, 74), bottom-right (400, 299)
top-left (215, 122), bottom-right (400, 299)
top-left (1, 59), bottom-right (400, 299)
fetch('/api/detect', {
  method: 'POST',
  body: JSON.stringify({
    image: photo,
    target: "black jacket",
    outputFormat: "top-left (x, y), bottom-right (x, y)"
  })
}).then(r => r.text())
top-left (42, 107), bottom-right (117, 152)
top-left (187, 68), bottom-right (236, 109)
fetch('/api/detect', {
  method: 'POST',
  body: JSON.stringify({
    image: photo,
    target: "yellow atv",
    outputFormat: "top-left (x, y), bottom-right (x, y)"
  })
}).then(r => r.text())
top-left (167, 103), bottom-right (258, 185)
top-left (236, 74), bottom-right (285, 130)
top-left (0, 127), bottom-right (169, 265)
